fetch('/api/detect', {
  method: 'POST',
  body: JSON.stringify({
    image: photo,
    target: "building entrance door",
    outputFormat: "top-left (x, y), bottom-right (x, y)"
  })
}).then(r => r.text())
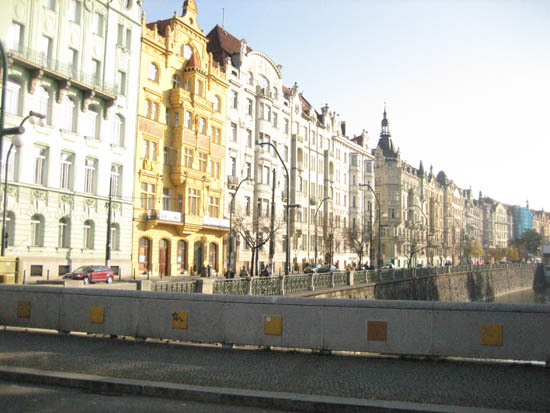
top-left (193, 241), bottom-right (203, 274)
top-left (159, 239), bottom-right (170, 276)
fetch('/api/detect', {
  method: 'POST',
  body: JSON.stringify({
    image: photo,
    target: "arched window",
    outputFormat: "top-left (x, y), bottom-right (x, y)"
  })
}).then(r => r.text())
top-left (172, 74), bottom-right (180, 88)
top-left (213, 95), bottom-right (221, 112)
top-left (138, 237), bottom-right (151, 272)
top-left (110, 223), bottom-right (120, 250)
top-left (272, 87), bottom-right (278, 100)
top-left (148, 62), bottom-right (159, 81)
top-left (6, 212), bottom-right (15, 247)
top-left (30, 214), bottom-right (44, 247)
top-left (61, 95), bottom-right (76, 132)
top-left (58, 217), bottom-right (70, 248)
top-left (83, 220), bottom-right (94, 249)
top-left (183, 44), bottom-right (192, 60)
top-left (258, 75), bottom-right (269, 91)
top-left (112, 114), bottom-right (124, 146)
top-left (6, 78), bottom-right (23, 116)
top-left (247, 72), bottom-right (254, 86)
top-left (35, 86), bottom-right (52, 124)
top-left (159, 238), bottom-right (170, 276)
top-left (177, 240), bottom-right (187, 272)
top-left (209, 242), bottom-right (218, 271)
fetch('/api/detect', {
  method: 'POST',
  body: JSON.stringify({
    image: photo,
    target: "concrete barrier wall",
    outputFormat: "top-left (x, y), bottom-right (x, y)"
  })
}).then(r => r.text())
top-left (0, 285), bottom-right (549, 362)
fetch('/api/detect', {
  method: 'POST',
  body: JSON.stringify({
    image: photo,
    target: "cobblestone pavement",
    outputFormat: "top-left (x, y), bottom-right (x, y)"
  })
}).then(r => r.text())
top-left (0, 329), bottom-right (549, 411)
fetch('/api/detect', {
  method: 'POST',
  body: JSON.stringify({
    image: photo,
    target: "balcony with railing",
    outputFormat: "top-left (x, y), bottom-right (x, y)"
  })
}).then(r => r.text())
top-left (146, 209), bottom-right (184, 225)
top-left (8, 46), bottom-right (117, 99)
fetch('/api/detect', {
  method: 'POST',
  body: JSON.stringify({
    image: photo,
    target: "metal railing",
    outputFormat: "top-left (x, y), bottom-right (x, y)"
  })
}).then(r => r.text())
top-left (148, 263), bottom-right (535, 297)
top-left (9, 46), bottom-right (117, 95)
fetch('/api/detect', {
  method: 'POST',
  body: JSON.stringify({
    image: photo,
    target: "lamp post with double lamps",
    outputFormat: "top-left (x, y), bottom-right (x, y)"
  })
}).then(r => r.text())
top-left (1, 111), bottom-right (46, 255)
top-left (228, 177), bottom-right (251, 275)
top-left (314, 197), bottom-right (330, 266)
top-left (256, 140), bottom-right (297, 275)
top-left (359, 183), bottom-right (383, 268)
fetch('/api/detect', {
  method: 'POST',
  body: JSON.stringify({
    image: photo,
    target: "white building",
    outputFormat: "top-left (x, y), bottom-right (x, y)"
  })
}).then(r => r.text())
top-left (208, 26), bottom-right (289, 275)
top-left (2, 0), bottom-right (141, 279)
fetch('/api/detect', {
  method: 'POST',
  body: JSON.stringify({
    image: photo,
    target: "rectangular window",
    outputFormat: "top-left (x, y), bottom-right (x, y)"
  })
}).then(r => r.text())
top-left (30, 219), bottom-right (42, 247)
top-left (185, 111), bottom-right (192, 129)
top-left (195, 80), bottom-right (202, 96)
top-left (208, 196), bottom-right (219, 217)
top-left (84, 158), bottom-right (96, 193)
top-left (83, 222), bottom-right (92, 249)
top-left (91, 58), bottom-right (101, 82)
top-left (58, 220), bottom-right (68, 248)
top-left (247, 129), bottom-right (252, 147)
top-left (211, 160), bottom-right (220, 179)
top-left (177, 195), bottom-right (183, 212)
top-left (174, 111), bottom-right (179, 126)
top-left (34, 146), bottom-right (48, 185)
top-left (263, 166), bottom-right (270, 185)
top-left (126, 28), bottom-right (132, 50)
top-left (162, 188), bottom-right (172, 210)
top-left (247, 98), bottom-right (253, 115)
top-left (184, 148), bottom-right (193, 168)
top-left (246, 162), bottom-right (251, 178)
top-left (231, 122), bottom-right (237, 142)
top-left (230, 156), bottom-right (236, 177)
top-left (284, 118), bottom-right (289, 135)
top-left (245, 196), bottom-right (251, 216)
top-left (140, 182), bottom-right (155, 209)
top-left (40, 35), bottom-right (52, 66)
top-left (117, 24), bottom-right (124, 45)
top-left (68, 47), bottom-right (78, 76)
top-left (116, 70), bottom-right (126, 95)
top-left (43, 0), bottom-right (55, 10)
top-left (232, 91), bottom-right (238, 108)
top-left (273, 113), bottom-right (278, 128)
top-left (151, 102), bottom-right (159, 120)
top-left (69, 0), bottom-right (81, 23)
top-left (143, 139), bottom-right (157, 160)
top-left (92, 12), bottom-right (103, 36)
top-left (7, 22), bottom-right (23, 52)
top-left (189, 188), bottom-right (200, 215)
top-left (110, 164), bottom-right (122, 197)
top-left (198, 152), bottom-right (207, 172)
top-left (59, 152), bottom-right (73, 190)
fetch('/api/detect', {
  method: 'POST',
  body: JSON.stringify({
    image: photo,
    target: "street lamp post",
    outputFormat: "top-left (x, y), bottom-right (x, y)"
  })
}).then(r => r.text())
top-left (359, 183), bottom-right (383, 268)
top-left (314, 197), bottom-right (330, 266)
top-left (229, 177), bottom-right (251, 274)
top-left (256, 140), bottom-right (296, 275)
top-left (1, 111), bottom-right (46, 256)
top-left (411, 203), bottom-right (431, 265)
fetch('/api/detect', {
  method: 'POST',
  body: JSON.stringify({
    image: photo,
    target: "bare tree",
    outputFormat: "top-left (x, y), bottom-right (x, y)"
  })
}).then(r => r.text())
top-left (345, 222), bottom-right (370, 267)
top-left (323, 218), bottom-right (345, 268)
top-left (233, 208), bottom-right (284, 277)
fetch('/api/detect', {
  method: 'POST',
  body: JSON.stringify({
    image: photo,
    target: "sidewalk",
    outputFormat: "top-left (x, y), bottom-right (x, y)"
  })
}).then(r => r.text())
top-left (0, 329), bottom-right (548, 412)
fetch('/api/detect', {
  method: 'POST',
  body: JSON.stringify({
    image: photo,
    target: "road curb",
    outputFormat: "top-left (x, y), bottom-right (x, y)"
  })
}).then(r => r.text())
top-left (0, 366), bottom-right (509, 413)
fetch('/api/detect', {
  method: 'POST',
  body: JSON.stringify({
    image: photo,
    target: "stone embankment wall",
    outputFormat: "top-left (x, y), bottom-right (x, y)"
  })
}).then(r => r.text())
top-left (306, 266), bottom-right (535, 301)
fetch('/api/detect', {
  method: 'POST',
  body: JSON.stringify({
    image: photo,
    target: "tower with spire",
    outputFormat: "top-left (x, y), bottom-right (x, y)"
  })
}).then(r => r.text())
top-left (376, 104), bottom-right (398, 159)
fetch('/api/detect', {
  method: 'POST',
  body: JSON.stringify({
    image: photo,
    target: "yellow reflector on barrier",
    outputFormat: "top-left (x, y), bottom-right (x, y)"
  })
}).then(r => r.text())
top-left (481, 324), bottom-right (503, 346)
top-left (264, 315), bottom-right (282, 336)
top-left (90, 306), bottom-right (105, 324)
top-left (367, 321), bottom-right (387, 342)
top-left (171, 311), bottom-right (188, 329)
top-left (17, 301), bottom-right (30, 318)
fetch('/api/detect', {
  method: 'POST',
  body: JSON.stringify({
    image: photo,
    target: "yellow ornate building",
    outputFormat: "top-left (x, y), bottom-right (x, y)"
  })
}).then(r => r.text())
top-left (132, 0), bottom-right (229, 277)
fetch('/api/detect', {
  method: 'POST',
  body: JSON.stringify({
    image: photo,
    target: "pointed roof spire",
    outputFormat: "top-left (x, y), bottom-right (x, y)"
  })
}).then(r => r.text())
top-left (381, 102), bottom-right (390, 134)
top-left (186, 51), bottom-right (200, 68)
top-left (418, 160), bottom-right (425, 177)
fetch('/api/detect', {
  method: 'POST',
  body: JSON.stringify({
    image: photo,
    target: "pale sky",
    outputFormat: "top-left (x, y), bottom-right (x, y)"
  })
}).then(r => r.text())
top-left (143, 0), bottom-right (550, 211)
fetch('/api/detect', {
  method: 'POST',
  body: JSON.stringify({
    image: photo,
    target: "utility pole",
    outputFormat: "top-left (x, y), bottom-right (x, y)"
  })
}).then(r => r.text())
top-left (105, 176), bottom-right (112, 268)
top-left (269, 168), bottom-right (276, 271)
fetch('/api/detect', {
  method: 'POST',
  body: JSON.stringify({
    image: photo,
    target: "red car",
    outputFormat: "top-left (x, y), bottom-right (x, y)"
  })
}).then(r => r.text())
top-left (67, 266), bottom-right (114, 285)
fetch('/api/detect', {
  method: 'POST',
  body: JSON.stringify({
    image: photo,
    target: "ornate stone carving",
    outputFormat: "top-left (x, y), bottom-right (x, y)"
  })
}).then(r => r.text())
top-left (57, 80), bottom-right (72, 104)
top-left (82, 90), bottom-right (96, 112)
top-left (28, 69), bottom-right (44, 95)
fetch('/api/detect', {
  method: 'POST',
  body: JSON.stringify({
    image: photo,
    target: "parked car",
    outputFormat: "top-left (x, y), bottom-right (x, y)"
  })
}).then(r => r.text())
top-left (65, 266), bottom-right (114, 285)
top-left (304, 264), bottom-right (321, 274)
top-left (316, 264), bottom-right (338, 273)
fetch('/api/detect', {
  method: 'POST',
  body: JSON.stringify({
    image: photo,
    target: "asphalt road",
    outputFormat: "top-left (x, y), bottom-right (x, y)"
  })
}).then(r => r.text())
top-left (0, 329), bottom-right (549, 411)
top-left (0, 380), bottom-right (287, 413)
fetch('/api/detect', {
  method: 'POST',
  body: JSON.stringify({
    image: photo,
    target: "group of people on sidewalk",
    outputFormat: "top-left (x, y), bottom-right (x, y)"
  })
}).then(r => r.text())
top-left (224, 264), bottom-right (271, 279)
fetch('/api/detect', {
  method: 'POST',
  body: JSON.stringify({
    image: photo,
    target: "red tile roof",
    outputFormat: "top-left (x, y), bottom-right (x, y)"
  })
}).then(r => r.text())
top-left (206, 25), bottom-right (252, 66)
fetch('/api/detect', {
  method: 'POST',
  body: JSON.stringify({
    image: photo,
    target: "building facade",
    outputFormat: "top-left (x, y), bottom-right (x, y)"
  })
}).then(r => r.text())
top-left (132, 0), bottom-right (229, 278)
top-left (3, 0), bottom-right (141, 279)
